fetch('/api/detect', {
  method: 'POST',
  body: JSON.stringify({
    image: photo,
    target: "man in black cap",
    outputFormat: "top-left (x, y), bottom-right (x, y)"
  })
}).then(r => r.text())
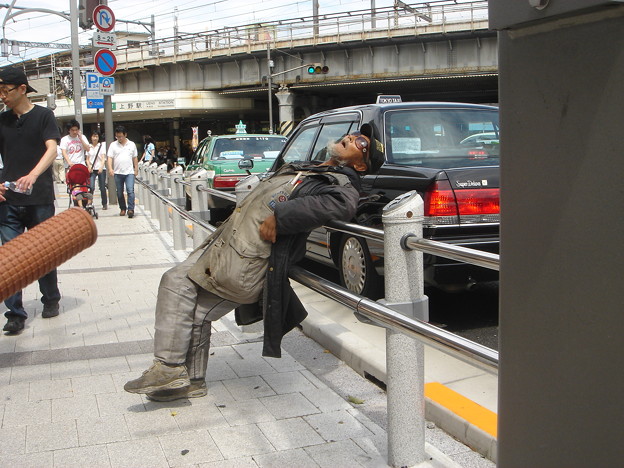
top-left (123, 130), bottom-right (374, 401)
top-left (0, 67), bottom-right (61, 333)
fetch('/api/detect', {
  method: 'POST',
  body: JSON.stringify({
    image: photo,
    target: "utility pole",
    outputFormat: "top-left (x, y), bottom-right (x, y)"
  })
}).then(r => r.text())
top-left (267, 44), bottom-right (273, 134)
top-left (312, 0), bottom-right (319, 38)
top-left (70, 0), bottom-right (83, 128)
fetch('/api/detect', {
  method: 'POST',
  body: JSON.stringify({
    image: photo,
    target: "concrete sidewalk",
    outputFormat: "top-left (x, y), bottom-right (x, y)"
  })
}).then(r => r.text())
top-left (0, 186), bottom-right (494, 467)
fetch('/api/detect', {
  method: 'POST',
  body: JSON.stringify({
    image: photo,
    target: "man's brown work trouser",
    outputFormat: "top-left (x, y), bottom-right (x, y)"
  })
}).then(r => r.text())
top-left (153, 248), bottom-right (238, 380)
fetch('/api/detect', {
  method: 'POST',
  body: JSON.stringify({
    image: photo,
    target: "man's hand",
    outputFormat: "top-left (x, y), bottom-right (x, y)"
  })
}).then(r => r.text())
top-left (0, 184), bottom-right (6, 202)
top-left (16, 174), bottom-right (38, 193)
top-left (259, 214), bottom-right (277, 243)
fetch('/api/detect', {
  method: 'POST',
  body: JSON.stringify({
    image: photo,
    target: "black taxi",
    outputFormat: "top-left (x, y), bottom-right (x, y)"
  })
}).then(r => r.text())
top-left (271, 97), bottom-right (500, 297)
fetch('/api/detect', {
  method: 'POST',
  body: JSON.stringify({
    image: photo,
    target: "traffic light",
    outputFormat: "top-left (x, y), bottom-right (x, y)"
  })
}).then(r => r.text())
top-left (307, 63), bottom-right (329, 75)
top-left (79, 0), bottom-right (99, 30)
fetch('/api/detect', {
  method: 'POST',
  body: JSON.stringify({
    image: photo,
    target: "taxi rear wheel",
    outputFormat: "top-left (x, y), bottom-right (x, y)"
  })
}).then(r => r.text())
top-left (338, 236), bottom-right (383, 299)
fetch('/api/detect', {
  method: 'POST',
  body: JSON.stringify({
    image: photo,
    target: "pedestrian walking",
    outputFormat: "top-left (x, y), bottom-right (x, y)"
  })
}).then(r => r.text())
top-left (86, 130), bottom-right (107, 210)
top-left (0, 67), bottom-right (62, 333)
top-left (60, 119), bottom-right (89, 168)
top-left (140, 135), bottom-right (155, 164)
top-left (107, 125), bottom-right (138, 218)
top-left (53, 144), bottom-right (65, 183)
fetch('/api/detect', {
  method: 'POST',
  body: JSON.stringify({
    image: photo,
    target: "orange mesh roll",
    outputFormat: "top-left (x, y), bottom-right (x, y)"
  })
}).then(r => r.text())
top-left (0, 208), bottom-right (98, 303)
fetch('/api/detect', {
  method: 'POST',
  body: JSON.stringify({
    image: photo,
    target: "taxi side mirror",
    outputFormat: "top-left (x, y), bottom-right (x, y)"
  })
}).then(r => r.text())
top-left (238, 158), bottom-right (254, 175)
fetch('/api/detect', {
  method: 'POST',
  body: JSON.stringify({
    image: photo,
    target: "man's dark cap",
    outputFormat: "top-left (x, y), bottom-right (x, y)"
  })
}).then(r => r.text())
top-left (359, 123), bottom-right (384, 174)
top-left (0, 67), bottom-right (37, 93)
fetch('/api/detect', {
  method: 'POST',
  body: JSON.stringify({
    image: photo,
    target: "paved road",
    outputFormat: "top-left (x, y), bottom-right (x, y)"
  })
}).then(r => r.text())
top-left (427, 283), bottom-right (499, 351)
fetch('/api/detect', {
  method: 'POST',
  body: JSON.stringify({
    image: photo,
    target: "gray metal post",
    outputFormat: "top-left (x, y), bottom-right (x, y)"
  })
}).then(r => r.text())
top-left (381, 190), bottom-right (427, 467)
top-left (136, 162), bottom-right (146, 205)
top-left (156, 166), bottom-right (171, 231)
top-left (69, 0), bottom-right (82, 128)
top-left (169, 166), bottom-right (186, 250)
top-left (104, 95), bottom-right (116, 206)
top-left (147, 162), bottom-right (158, 215)
top-left (190, 170), bottom-right (210, 248)
top-left (490, 2), bottom-right (624, 466)
top-left (148, 164), bottom-right (160, 220)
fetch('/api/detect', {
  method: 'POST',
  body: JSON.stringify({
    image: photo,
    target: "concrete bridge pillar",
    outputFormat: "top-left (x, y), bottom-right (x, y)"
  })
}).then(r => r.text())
top-left (276, 87), bottom-right (295, 136)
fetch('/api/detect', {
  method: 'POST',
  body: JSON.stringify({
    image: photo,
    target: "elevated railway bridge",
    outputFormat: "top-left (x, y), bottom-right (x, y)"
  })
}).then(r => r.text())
top-left (19, 1), bottom-right (497, 150)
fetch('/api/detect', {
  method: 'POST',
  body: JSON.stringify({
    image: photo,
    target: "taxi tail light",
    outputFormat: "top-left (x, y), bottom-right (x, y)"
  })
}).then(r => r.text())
top-left (213, 175), bottom-right (243, 189)
top-left (424, 180), bottom-right (500, 225)
top-left (455, 188), bottom-right (500, 215)
top-left (424, 180), bottom-right (459, 225)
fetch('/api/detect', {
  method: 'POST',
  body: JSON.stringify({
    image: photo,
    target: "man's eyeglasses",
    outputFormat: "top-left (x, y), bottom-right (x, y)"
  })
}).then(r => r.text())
top-left (351, 133), bottom-right (369, 154)
top-left (0, 85), bottom-right (19, 96)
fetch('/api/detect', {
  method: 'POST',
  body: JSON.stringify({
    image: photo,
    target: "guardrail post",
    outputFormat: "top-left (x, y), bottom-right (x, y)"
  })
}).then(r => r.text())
top-left (156, 165), bottom-right (171, 231)
top-left (138, 162), bottom-right (149, 205)
top-left (169, 166), bottom-right (187, 250)
top-left (381, 190), bottom-right (428, 467)
top-left (148, 163), bottom-right (160, 219)
top-left (136, 162), bottom-right (145, 205)
top-left (190, 169), bottom-right (211, 248)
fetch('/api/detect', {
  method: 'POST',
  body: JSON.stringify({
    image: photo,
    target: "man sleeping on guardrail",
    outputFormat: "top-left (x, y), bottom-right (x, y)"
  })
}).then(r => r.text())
top-left (124, 127), bottom-right (384, 401)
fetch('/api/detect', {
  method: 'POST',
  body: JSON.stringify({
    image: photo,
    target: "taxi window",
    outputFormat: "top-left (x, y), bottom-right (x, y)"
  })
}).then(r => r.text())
top-left (386, 109), bottom-right (499, 169)
top-left (189, 138), bottom-right (212, 166)
top-left (281, 126), bottom-right (318, 164)
top-left (210, 136), bottom-right (287, 160)
top-left (310, 121), bottom-right (359, 163)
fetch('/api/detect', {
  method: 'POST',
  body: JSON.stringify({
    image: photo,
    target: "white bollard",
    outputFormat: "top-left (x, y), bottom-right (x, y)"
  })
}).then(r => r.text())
top-left (169, 166), bottom-right (186, 250)
top-left (148, 163), bottom-right (160, 219)
top-left (136, 162), bottom-right (145, 204)
top-left (190, 169), bottom-right (210, 249)
top-left (156, 165), bottom-right (171, 231)
top-left (381, 190), bottom-right (428, 468)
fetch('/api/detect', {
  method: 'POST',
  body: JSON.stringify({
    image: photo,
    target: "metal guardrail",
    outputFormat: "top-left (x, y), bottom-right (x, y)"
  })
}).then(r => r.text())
top-left (136, 167), bottom-right (499, 370)
top-left (137, 164), bottom-right (500, 466)
top-left (325, 219), bottom-right (500, 271)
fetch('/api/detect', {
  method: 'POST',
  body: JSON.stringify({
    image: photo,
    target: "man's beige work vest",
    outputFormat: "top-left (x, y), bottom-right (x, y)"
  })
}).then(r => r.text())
top-left (188, 167), bottom-right (305, 304)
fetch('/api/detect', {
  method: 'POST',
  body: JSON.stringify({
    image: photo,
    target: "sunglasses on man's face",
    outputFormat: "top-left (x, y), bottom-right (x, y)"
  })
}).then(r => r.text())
top-left (354, 136), bottom-right (369, 153)
top-left (348, 132), bottom-right (369, 153)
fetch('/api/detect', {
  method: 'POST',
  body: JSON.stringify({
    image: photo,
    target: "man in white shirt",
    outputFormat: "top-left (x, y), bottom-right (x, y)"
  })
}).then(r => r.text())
top-left (107, 125), bottom-right (138, 218)
top-left (59, 119), bottom-right (89, 168)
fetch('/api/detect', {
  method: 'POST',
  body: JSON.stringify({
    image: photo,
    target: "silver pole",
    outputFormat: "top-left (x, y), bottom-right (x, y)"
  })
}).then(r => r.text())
top-left (382, 191), bottom-right (427, 467)
top-left (104, 95), bottom-right (116, 206)
top-left (69, 0), bottom-right (82, 127)
top-left (267, 44), bottom-right (273, 134)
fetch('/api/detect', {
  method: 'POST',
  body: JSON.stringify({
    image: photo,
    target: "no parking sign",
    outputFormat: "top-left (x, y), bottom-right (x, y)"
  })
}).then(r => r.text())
top-left (94, 49), bottom-right (117, 77)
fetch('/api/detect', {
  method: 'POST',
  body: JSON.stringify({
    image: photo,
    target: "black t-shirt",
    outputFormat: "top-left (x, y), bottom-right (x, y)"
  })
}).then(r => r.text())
top-left (0, 105), bottom-right (60, 205)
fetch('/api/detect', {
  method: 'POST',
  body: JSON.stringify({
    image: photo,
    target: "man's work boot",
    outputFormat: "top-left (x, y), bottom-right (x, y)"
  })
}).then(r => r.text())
top-left (124, 360), bottom-right (190, 394)
top-left (3, 316), bottom-right (25, 333)
top-left (42, 303), bottom-right (60, 318)
top-left (146, 379), bottom-right (207, 402)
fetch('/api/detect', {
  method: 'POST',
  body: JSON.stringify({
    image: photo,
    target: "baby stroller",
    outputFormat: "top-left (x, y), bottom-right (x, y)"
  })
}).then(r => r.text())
top-left (66, 163), bottom-right (98, 219)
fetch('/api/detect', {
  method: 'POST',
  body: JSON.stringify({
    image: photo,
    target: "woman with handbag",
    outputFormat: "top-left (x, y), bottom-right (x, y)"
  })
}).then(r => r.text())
top-left (86, 130), bottom-right (108, 210)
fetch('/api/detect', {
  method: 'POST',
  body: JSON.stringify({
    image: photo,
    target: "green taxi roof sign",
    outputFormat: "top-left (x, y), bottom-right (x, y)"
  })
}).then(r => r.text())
top-left (235, 120), bottom-right (248, 134)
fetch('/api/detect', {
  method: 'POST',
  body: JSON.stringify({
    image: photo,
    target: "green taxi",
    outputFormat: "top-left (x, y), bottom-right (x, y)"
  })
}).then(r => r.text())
top-left (184, 123), bottom-right (287, 217)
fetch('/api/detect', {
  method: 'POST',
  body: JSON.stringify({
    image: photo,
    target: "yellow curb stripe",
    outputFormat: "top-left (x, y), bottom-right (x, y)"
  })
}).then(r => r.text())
top-left (425, 382), bottom-right (497, 437)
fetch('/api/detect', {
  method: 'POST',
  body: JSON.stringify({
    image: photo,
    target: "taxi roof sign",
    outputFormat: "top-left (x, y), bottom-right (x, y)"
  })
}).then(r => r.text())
top-left (235, 120), bottom-right (247, 134)
top-left (376, 95), bottom-right (402, 104)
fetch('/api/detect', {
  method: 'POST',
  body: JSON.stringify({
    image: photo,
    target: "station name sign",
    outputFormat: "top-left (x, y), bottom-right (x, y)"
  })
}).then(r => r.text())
top-left (112, 100), bottom-right (175, 111)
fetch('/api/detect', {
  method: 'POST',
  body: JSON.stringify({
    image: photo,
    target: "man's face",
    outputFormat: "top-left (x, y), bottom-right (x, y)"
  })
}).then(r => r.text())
top-left (115, 132), bottom-right (127, 143)
top-left (327, 133), bottom-right (369, 172)
top-left (68, 126), bottom-right (79, 137)
top-left (0, 83), bottom-right (25, 109)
